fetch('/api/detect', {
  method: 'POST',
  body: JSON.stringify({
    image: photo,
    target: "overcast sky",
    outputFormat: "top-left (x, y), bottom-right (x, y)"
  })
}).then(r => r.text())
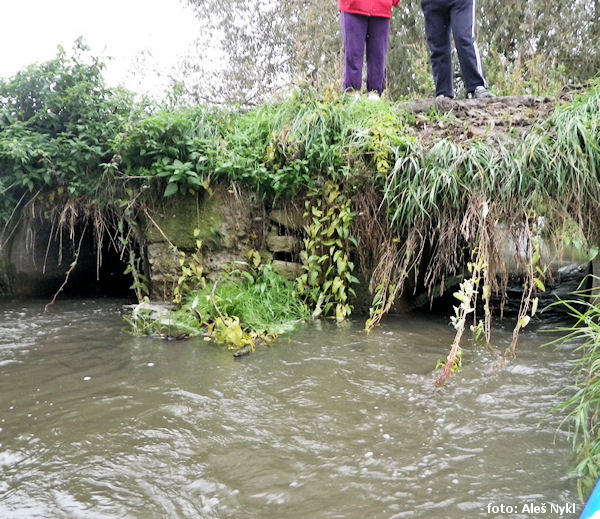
top-left (0, 0), bottom-right (200, 95)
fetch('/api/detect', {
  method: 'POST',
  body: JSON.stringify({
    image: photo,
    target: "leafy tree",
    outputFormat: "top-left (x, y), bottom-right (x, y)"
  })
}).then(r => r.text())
top-left (0, 40), bottom-right (133, 197)
top-left (182, 0), bottom-right (600, 104)
top-left (178, 0), bottom-right (340, 106)
top-left (481, 0), bottom-right (599, 92)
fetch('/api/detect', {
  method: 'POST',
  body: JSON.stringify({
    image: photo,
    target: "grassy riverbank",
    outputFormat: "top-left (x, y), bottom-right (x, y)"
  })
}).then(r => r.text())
top-left (2, 47), bottom-right (600, 497)
top-left (2, 48), bottom-right (600, 339)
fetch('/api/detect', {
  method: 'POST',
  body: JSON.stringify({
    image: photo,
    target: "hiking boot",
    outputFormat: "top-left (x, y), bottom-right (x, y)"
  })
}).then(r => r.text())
top-left (468, 86), bottom-right (494, 99)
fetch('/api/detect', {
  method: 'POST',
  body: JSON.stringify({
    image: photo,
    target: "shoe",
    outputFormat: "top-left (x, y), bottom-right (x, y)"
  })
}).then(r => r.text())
top-left (367, 91), bottom-right (381, 101)
top-left (469, 86), bottom-right (494, 99)
top-left (436, 94), bottom-right (453, 100)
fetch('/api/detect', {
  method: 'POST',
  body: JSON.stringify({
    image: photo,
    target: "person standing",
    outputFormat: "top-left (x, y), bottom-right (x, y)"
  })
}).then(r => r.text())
top-left (421, 0), bottom-right (493, 99)
top-left (339, 0), bottom-right (400, 98)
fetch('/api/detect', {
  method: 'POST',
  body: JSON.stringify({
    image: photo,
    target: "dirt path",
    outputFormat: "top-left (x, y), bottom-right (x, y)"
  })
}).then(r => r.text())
top-left (400, 91), bottom-right (579, 144)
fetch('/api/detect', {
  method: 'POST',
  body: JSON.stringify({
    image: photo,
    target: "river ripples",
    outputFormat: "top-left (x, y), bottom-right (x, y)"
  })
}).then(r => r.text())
top-left (0, 298), bottom-right (581, 518)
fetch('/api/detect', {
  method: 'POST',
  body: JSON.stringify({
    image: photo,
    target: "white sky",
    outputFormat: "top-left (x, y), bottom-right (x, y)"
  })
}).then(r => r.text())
top-left (0, 0), bottom-right (201, 96)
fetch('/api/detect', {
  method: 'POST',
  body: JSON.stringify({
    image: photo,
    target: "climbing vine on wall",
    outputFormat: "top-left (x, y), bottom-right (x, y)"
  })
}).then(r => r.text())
top-left (297, 181), bottom-right (359, 322)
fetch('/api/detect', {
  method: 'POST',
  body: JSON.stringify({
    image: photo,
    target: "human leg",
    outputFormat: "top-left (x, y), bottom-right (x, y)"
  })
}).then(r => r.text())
top-left (341, 12), bottom-right (369, 93)
top-left (365, 16), bottom-right (390, 95)
top-left (421, 0), bottom-right (454, 98)
top-left (450, 0), bottom-right (487, 93)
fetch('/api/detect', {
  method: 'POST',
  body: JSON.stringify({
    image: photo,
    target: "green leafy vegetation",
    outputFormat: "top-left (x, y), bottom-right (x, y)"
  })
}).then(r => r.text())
top-left (127, 260), bottom-right (310, 351)
top-left (0, 41), bottom-right (133, 200)
top-left (549, 280), bottom-right (600, 499)
top-left (297, 181), bottom-right (358, 321)
top-left (191, 261), bottom-right (311, 337)
top-left (2, 47), bottom-right (600, 353)
top-left (116, 107), bottom-right (224, 197)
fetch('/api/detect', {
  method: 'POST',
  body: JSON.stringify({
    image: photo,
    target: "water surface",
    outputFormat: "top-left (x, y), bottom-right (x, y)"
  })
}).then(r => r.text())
top-left (0, 299), bottom-right (580, 518)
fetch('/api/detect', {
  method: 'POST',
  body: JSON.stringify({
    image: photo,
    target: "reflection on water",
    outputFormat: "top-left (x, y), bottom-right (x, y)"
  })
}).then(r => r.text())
top-left (0, 299), bottom-right (581, 518)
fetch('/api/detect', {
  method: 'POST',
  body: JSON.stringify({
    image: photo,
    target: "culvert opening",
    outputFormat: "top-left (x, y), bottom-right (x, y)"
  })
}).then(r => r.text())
top-left (60, 227), bottom-right (139, 298)
top-left (14, 217), bottom-right (141, 299)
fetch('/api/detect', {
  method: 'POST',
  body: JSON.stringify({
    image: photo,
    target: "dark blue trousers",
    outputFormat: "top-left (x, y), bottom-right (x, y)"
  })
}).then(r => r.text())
top-left (341, 12), bottom-right (390, 95)
top-left (421, 0), bottom-right (487, 97)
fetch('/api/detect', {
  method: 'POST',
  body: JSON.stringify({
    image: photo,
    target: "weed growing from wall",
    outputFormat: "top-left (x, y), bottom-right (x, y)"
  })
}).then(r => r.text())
top-left (297, 181), bottom-right (359, 322)
top-left (172, 229), bottom-right (206, 305)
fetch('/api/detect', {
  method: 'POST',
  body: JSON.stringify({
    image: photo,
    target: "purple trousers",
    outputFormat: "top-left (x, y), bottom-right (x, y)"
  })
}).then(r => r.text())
top-left (340, 11), bottom-right (391, 95)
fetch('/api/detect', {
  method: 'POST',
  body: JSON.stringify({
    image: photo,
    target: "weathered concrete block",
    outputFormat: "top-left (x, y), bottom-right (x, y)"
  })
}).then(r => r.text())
top-left (269, 207), bottom-right (304, 231)
top-left (144, 187), bottom-right (255, 252)
top-left (147, 243), bottom-right (180, 280)
top-left (271, 260), bottom-right (303, 280)
top-left (143, 187), bottom-right (264, 298)
top-left (266, 234), bottom-right (301, 254)
top-left (0, 248), bottom-right (12, 296)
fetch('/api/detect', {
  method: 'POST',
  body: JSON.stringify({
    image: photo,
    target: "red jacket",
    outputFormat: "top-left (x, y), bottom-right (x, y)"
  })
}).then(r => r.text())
top-left (339, 0), bottom-right (400, 19)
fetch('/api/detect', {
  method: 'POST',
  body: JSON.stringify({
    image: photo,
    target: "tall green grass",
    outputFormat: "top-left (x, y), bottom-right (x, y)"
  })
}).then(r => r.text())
top-left (550, 279), bottom-right (600, 499)
top-left (187, 263), bottom-right (311, 335)
top-left (127, 263), bottom-right (311, 345)
top-left (211, 89), bottom-right (415, 198)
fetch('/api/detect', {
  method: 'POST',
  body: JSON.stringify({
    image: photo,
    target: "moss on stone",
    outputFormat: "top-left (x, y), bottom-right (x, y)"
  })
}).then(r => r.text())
top-left (145, 191), bottom-right (225, 251)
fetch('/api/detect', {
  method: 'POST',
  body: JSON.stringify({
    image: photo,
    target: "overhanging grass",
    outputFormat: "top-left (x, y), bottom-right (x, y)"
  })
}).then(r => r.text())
top-left (549, 281), bottom-right (600, 499)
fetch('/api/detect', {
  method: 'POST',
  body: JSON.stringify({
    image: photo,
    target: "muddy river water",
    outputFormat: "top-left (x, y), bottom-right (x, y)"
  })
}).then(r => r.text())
top-left (0, 298), bottom-right (582, 518)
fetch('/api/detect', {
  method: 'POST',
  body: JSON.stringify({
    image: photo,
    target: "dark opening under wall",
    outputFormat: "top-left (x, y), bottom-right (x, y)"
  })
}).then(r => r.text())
top-left (61, 227), bottom-right (137, 298)
top-left (8, 218), bottom-right (137, 299)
